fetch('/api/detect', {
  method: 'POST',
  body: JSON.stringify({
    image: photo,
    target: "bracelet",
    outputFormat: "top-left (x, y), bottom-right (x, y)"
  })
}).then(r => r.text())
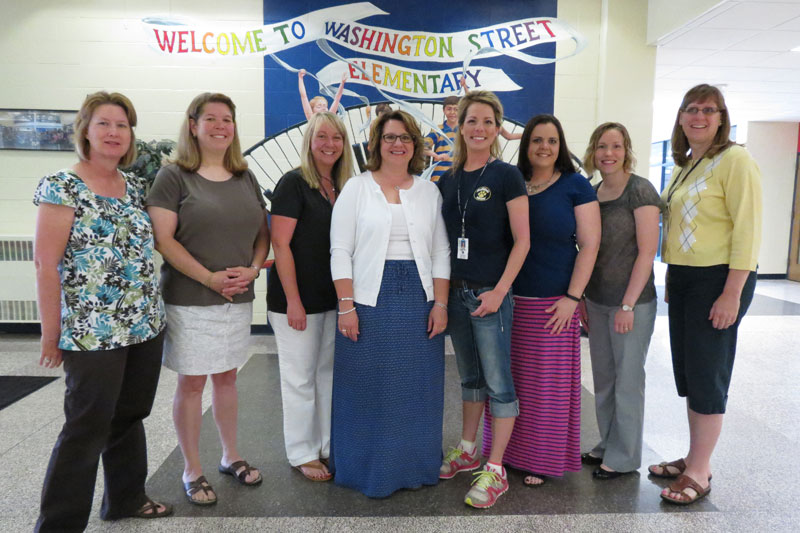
top-left (204, 273), bottom-right (214, 287)
top-left (339, 297), bottom-right (354, 302)
top-left (434, 302), bottom-right (448, 310)
top-left (249, 265), bottom-right (260, 278)
top-left (337, 307), bottom-right (356, 316)
top-left (564, 293), bottom-right (582, 303)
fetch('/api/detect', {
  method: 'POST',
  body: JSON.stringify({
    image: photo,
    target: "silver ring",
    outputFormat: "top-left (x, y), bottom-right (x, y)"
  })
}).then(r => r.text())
top-left (44, 358), bottom-right (51, 363)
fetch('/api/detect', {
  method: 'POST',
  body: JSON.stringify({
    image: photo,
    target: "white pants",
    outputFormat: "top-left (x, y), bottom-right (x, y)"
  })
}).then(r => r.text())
top-left (268, 310), bottom-right (336, 466)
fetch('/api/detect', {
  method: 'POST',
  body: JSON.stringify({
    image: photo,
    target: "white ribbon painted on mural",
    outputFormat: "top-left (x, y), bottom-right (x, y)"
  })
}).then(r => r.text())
top-left (316, 58), bottom-right (521, 98)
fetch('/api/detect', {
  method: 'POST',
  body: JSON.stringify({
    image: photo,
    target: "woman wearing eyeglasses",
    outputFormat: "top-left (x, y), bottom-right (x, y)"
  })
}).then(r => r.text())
top-left (329, 110), bottom-right (450, 498)
top-left (649, 84), bottom-right (762, 505)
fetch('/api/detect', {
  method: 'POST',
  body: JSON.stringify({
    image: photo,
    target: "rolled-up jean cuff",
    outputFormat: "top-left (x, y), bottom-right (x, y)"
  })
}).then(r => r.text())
top-left (489, 398), bottom-right (519, 418)
top-left (461, 386), bottom-right (487, 403)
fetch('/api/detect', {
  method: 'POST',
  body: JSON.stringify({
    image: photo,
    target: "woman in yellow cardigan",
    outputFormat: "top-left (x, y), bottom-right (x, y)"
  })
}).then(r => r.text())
top-left (649, 84), bottom-right (762, 505)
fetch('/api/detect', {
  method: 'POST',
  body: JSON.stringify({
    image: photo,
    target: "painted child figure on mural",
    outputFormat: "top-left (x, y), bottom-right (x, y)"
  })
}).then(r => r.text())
top-left (423, 95), bottom-right (460, 182)
top-left (298, 69), bottom-right (348, 120)
top-left (423, 78), bottom-right (522, 182)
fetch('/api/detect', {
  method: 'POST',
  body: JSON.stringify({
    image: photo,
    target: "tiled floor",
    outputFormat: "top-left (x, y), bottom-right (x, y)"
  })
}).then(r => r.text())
top-left (1, 278), bottom-right (798, 532)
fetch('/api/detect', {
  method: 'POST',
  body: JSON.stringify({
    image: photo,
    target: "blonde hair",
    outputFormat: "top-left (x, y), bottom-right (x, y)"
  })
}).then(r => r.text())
top-left (309, 96), bottom-right (328, 111)
top-left (366, 110), bottom-right (427, 175)
top-left (171, 92), bottom-right (248, 174)
top-left (299, 112), bottom-right (354, 192)
top-left (452, 91), bottom-right (503, 171)
top-left (74, 91), bottom-right (138, 167)
top-left (582, 122), bottom-right (636, 174)
top-left (671, 84), bottom-right (734, 167)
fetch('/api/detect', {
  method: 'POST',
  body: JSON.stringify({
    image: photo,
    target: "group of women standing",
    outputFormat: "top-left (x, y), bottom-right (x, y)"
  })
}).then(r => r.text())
top-left (33, 90), bottom-right (269, 531)
top-left (32, 81), bottom-right (761, 529)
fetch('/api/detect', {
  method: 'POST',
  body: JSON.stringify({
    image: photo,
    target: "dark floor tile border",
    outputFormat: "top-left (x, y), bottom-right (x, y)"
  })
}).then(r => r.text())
top-left (146, 352), bottom-right (717, 517)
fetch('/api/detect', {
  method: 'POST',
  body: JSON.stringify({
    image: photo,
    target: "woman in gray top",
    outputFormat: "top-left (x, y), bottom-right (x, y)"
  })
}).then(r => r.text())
top-left (579, 122), bottom-right (662, 479)
top-left (147, 93), bottom-right (269, 505)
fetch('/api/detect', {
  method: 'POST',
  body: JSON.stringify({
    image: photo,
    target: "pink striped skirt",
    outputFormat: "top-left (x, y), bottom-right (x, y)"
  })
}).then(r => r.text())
top-left (482, 295), bottom-right (582, 476)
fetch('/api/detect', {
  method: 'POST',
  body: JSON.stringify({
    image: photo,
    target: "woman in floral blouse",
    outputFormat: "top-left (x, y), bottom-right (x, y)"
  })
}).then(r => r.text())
top-left (33, 92), bottom-right (172, 532)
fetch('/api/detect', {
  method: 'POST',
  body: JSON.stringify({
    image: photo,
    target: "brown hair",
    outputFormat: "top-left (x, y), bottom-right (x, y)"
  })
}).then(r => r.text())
top-left (74, 91), bottom-right (138, 167)
top-left (452, 90), bottom-right (503, 171)
top-left (671, 84), bottom-right (734, 166)
top-left (582, 122), bottom-right (636, 174)
top-left (443, 96), bottom-right (460, 107)
top-left (516, 114), bottom-right (575, 179)
top-left (171, 92), bottom-right (248, 174)
top-left (366, 110), bottom-right (427, 175)
top-left (298, 111), bottom-right (354, 192)
top-left (375, 102), bottom-right (392, 116)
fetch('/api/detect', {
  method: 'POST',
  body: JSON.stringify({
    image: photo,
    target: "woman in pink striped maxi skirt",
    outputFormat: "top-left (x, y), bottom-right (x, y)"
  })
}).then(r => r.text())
top-left (483, 114), bottom-right (600, 486)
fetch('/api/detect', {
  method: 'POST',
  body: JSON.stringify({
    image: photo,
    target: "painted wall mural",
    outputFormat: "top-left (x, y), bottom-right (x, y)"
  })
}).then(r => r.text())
top-left (143, 1), bottom-right (584, 137)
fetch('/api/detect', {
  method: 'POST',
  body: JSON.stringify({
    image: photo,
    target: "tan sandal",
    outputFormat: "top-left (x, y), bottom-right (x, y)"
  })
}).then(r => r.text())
top-left (660, 474), bottom-right (711, 505)
top-left (294, 461), bottom-right (332, 482)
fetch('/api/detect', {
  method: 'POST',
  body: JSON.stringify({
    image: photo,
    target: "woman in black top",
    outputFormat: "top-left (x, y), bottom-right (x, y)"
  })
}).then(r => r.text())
top-left (267, 111), bottom-right (354, 481)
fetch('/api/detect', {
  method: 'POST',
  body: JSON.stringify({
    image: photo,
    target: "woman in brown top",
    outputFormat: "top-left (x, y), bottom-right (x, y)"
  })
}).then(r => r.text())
top-left (147, 93), bottom-right (269, 505)
top-left (579, 122), bottom-right (662, 480)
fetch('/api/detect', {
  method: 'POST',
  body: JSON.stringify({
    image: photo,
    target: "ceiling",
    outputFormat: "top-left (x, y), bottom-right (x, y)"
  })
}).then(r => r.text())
top-left (653, 0), bottom-right (800, 140)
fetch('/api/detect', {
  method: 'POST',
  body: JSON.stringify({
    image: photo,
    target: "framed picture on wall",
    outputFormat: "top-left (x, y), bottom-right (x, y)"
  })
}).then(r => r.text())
top-left (0, 109), bottom-right (77, 151)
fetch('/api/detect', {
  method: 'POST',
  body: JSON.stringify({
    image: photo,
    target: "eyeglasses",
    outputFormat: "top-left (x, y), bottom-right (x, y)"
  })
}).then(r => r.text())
top-left (382, 133), bottom-right (415, 144)
top-left (682, 106), bottom-right (721, 116)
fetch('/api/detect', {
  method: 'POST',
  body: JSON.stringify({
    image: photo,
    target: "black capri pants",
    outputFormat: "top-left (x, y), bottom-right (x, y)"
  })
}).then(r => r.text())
top-left (667, 264), bottom-right (756, 415)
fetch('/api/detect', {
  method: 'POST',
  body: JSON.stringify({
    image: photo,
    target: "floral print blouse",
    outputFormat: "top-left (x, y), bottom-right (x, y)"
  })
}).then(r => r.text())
top-left (33, 169), bottom-right (165, 351)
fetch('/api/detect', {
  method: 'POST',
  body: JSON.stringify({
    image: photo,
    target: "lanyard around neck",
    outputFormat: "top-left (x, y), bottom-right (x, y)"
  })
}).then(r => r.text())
top-left (665, 157), bottom-right (703, 207)
top-left (456, 158), bottom-right (492, 238)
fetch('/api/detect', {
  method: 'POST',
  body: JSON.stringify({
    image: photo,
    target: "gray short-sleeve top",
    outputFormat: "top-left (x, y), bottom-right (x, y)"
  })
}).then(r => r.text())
top-left (585, 174), bottom-right (664, 306)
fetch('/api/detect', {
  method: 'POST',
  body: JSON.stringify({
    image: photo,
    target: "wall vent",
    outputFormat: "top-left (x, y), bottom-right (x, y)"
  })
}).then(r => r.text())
top-left (0, 300), bottom-right (39, 322)
top-left (0, 239), bottom-right (34, 261)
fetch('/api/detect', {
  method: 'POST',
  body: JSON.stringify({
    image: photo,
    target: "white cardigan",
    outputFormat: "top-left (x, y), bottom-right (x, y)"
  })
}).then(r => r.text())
top-left (330, 172), bottom-right (451, 307)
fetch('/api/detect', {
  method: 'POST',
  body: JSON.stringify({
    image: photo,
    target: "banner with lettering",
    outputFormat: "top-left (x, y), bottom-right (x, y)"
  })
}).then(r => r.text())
top-left (143, 1), bottom-right (572, 135)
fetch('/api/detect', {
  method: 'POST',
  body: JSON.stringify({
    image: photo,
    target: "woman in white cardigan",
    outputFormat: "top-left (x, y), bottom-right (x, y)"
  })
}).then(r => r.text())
top-left (328, 110), bottom-right (450, 498)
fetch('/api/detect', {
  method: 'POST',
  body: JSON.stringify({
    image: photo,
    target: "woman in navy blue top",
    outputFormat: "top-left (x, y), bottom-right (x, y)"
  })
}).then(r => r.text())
top-left (484, 114), bottom-right (600, 487)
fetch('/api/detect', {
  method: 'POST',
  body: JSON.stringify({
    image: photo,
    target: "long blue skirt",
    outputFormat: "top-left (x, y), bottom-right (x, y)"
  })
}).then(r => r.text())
top-left (330, 260), bottom-right (444, 498)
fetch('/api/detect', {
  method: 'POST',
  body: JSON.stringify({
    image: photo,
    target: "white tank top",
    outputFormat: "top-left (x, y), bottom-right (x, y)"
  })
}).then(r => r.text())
top-left (385, 203), bottom-right (414, 260)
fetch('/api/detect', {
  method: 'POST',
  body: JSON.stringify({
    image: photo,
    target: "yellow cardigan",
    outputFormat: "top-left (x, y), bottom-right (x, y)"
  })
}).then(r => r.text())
top-left (661, 145), bottom-right (762, 271)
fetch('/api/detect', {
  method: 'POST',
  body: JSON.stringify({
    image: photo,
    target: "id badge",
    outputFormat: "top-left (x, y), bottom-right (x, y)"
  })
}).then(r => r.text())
top-left (457, 237), bottom-right (469, 260)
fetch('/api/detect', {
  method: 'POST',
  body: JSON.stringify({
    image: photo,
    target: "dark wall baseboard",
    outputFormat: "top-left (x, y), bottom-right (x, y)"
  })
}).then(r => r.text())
top-left (0, 323), bottom-right (41, 334)
top-left (0, 323), bottom-right (275, 335)
top-left (758, 273), bottom-right (787, 280)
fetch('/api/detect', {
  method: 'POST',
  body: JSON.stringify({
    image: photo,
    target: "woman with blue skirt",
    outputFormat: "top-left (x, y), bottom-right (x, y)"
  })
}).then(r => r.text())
top-left (329, 110), bottom-right (451, 498)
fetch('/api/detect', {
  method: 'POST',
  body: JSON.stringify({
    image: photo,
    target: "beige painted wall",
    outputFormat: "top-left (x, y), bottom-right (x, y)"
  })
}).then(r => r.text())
top-left (745, 121), bottom-right (798, 275)
top-left (555, 0), bottom-right (656, 180)
top-left (0, 0), bottom-right (269, 322)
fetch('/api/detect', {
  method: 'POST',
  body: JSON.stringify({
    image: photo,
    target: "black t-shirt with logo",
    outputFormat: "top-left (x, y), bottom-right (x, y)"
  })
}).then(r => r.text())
top-left (437, 160), bottom-right (526, 285)
top-left (267, 169), bottom-right (338, 314)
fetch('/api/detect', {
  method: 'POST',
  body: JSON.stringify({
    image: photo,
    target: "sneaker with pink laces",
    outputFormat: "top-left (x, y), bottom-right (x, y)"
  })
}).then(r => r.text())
top-left (464, 467), bottom-right (509, 509)
top-left (439, 446), bottom-right (481, 479)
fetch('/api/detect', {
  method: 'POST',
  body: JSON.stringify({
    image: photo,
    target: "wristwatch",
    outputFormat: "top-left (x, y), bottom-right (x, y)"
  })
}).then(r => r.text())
top-left (621, 304), bottom-right (634, 312)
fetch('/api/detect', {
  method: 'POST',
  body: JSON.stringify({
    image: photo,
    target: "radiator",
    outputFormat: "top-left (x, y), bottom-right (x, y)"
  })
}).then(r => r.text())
top-left (0, 237), bottom-right (38, 322)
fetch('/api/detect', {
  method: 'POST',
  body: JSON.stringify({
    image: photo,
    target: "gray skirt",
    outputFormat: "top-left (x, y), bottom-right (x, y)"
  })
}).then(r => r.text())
top-left (163, 302), bottom-right (252, 375)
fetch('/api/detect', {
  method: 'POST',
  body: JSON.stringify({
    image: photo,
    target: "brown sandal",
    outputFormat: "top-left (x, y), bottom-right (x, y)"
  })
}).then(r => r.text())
top-left (219, 460), bottom-right (263, 486)
top-left (648, 458), bottom-right (686, 478)
top-left (133, 497), bottom-right (174, 518)
top-left (183, 476), bottom-right (217, 506)
top-left (660, 474), bottom-right (711, 505)
top-left (648, 458), bottom-right (712, 480)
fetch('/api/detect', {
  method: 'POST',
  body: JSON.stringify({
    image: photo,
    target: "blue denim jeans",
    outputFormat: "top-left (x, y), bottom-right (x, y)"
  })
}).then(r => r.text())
top-left (447, 286), bottom-right (519, 418)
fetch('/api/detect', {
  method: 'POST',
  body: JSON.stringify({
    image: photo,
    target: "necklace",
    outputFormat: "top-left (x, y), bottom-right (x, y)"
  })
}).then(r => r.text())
top-left (526, 170), bottom-right (558, 194)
